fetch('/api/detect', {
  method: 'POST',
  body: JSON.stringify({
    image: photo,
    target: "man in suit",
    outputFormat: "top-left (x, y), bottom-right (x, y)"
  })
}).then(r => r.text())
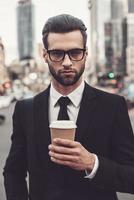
top-left (3, 14), bottom-right (134, 200)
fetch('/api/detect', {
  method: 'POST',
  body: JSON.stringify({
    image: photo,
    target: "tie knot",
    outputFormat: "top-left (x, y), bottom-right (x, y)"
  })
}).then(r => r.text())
top-left (57, 96), bottom-right (71, 107)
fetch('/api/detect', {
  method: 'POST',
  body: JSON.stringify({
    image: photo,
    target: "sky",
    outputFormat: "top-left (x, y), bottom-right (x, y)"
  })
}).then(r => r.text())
top-left (0, 0), bottom-right (90, 65)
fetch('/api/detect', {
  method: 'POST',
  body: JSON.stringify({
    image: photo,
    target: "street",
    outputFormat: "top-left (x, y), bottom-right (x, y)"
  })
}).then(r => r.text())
top-left (0, 103), bottom-right (134, 200)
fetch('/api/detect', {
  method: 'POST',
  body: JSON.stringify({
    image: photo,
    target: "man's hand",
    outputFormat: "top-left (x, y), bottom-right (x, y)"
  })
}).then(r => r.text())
top-left (48, 138), bottom-right (95, 171)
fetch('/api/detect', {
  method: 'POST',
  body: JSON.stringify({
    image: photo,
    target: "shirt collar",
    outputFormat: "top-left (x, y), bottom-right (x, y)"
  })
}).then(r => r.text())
top-left (50, 81), bottom-right (85, 108)
top-left (50, 84), bottom-right (62, 107)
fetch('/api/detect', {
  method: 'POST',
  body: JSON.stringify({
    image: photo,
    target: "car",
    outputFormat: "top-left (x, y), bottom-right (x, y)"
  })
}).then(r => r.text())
top-left (118, 83), bottom-right (134, 109)
top-left (0, 95), bottom-right (12, 109)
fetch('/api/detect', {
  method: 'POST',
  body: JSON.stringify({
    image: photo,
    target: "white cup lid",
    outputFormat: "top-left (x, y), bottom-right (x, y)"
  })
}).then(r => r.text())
top-left (49, 120), bottom-right (77, 129)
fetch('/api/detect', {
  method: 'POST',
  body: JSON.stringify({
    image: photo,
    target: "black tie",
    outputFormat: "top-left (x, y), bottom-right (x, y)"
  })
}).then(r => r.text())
top-left (57, 97), bottom-right (71, 120)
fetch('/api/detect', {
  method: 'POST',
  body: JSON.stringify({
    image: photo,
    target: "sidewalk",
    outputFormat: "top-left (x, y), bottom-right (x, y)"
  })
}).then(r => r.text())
top-left (128, 108), bottom-right (134, 117)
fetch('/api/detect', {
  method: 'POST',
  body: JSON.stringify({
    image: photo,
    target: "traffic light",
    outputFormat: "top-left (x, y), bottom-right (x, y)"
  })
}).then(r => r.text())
top-left (108, 72), bottom-right (114, 79)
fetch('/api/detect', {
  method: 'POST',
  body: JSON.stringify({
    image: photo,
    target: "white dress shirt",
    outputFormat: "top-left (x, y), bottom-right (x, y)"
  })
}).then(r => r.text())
top-left (49, 81), bottom-right (99, 179)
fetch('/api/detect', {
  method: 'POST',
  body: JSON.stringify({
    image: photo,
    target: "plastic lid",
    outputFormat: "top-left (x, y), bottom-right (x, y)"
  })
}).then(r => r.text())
top-left (49, 120), bottom-right (77, 129)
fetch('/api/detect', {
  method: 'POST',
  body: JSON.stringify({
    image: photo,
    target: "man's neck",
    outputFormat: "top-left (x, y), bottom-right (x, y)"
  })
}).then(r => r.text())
top-left (52, 78), bottom-right (83, 95)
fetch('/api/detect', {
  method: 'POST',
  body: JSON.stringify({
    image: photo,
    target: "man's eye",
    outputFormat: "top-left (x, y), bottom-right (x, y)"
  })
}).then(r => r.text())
top-left (70, 50), bottom-right (82, 57)
top-left (70, 50), bottom-right (82, 55)
top-left (51, 51), bottom-right (63, 57)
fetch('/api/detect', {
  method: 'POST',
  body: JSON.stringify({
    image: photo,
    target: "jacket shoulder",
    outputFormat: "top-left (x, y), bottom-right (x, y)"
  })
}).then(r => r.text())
top-left (85, 83), bottom-right (126, 108)
top-left (91, 85), bottom-right (124, 101)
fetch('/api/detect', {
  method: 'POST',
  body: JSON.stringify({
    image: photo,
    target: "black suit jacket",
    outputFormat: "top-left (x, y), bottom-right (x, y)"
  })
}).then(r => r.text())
top-left (3, 83), bottom-right (134, 200)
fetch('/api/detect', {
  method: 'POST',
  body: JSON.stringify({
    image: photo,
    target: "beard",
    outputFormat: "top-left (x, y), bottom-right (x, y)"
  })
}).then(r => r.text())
top-left (48, 64), bottom-right (85, 86)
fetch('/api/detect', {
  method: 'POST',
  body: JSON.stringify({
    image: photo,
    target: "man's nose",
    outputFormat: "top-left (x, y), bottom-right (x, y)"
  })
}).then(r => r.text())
top-left (62, 54), bottom-right (73, 68)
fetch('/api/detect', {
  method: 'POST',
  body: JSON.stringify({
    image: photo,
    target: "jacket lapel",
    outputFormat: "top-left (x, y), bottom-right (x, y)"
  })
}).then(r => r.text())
top-left (75, 83), bottom-right (97, 141)
top-left (34, 86), bottom-right (51, 168)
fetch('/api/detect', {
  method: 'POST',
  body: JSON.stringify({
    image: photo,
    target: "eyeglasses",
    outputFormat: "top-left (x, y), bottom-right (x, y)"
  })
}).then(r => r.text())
top-left (47, 48), bottom-right (86, 62)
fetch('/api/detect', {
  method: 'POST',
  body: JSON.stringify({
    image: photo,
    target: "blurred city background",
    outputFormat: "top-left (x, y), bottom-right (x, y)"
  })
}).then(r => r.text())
top-left (0, 0), bottom-right (134, 199)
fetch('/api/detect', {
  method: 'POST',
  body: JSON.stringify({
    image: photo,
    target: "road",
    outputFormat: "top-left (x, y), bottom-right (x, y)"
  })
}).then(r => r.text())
top-left (0, 103), bottom-right (134, 200)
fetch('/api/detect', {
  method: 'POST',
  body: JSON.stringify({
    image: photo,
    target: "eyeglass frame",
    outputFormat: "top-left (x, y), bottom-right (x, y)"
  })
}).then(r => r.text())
top-left (46, 48), bottom-right (86, 62)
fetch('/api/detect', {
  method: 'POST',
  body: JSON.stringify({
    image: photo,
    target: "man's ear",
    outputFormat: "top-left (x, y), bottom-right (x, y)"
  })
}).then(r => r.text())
top-left (43, 48), bottom-right (48, 63)
top-left (85, 47), bottom-right (88, 56)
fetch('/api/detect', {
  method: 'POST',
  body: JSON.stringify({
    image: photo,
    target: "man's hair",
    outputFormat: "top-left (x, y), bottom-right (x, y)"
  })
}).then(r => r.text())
top-left (42, 14), bottom-right (87, 49)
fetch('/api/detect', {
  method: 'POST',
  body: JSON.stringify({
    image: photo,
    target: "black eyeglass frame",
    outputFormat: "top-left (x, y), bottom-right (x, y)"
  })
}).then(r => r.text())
top-left (46, 48), bottom-right (86, 62)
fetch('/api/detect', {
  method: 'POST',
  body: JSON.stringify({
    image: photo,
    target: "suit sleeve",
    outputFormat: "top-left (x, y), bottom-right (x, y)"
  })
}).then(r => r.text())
top-left (91, 96), bottom-right (134, 193)
top-left (3, 101), bottom-right (28, 200)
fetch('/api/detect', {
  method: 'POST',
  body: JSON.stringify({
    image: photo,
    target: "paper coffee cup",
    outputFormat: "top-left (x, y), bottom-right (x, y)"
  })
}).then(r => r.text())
top-left (49, 120), bottom-right (77, 142)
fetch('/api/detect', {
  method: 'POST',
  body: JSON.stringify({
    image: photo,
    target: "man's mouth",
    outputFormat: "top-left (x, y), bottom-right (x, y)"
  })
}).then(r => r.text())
top-left (60, 70), bottom-right (75, 74)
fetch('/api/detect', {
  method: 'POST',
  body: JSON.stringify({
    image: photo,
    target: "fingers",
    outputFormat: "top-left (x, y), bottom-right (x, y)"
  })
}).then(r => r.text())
top-left (49, 139), bottom-right (81, 156)
top-left (49, 144), bottom-right (80, 156)
top-left (48, 138), bottom-right (94, 171)
top-left (49, 150), bottom-right (79, 162)
top-left (52, 138), bottom-right (80, 148)
top-left (48, 139), bottom-right (81, 166)
top-left (50, 157), bottom-right (78, 169)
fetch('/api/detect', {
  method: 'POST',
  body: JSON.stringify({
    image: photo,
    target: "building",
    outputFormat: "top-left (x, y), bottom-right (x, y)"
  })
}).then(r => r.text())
top-left (126, 13), bottom-right (134, 79)
top-left (0, 38), bottom-right (9, 85)
top-left (17, 0), bottom-right (35, 60)
top-left (104, 21), bottom-right (113, 73)
top-left (89, 0), bottom-right (99, 76)
top-left (128, 0), bottom-right (134, 13)
top-left (89, 0), bottom-right (111, 75)
top-left (126, 46), bottom-right (134, 78)
top-left (121, 17), bottom-right (127, 76)
top-left (111, 0), bottom-right (127, 19)
top-left (110, 0), bottom-right (128, 76)
top-left (0, 38), bottom-right (5, 66)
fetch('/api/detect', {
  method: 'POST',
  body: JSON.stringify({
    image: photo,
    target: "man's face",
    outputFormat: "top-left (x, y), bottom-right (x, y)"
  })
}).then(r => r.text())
top-left (43, 30), bottom-right (87, 87)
